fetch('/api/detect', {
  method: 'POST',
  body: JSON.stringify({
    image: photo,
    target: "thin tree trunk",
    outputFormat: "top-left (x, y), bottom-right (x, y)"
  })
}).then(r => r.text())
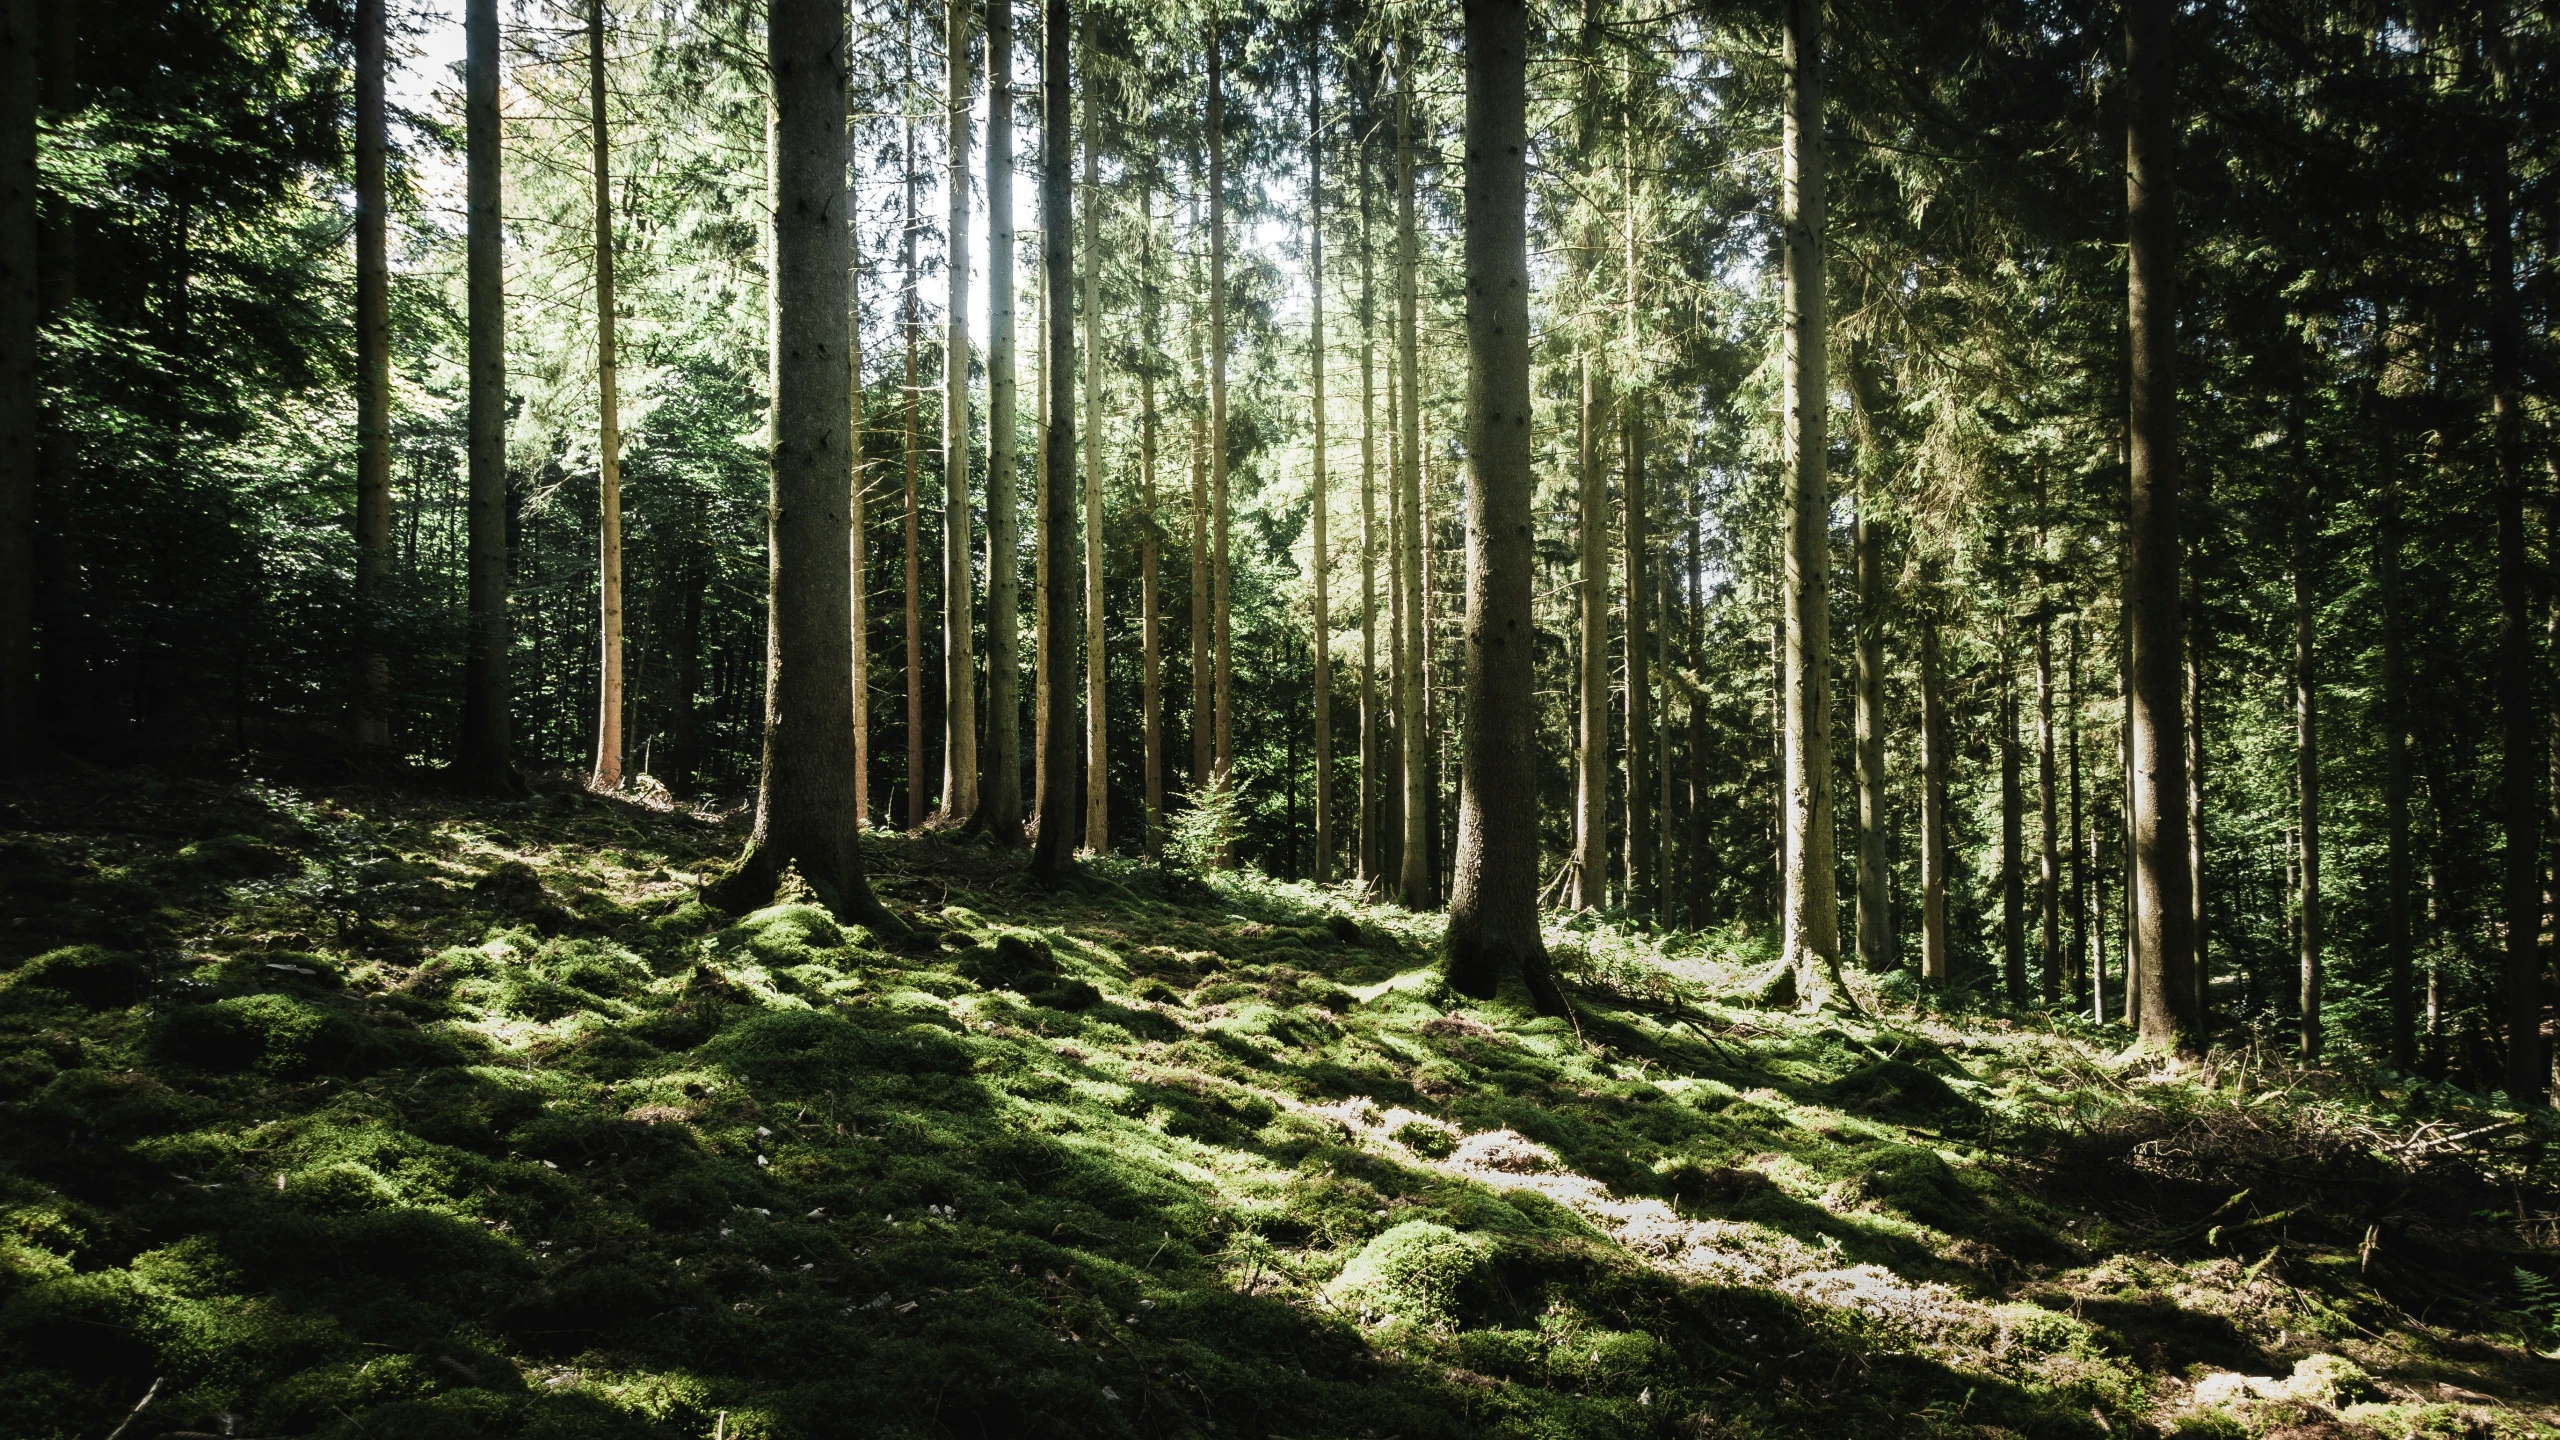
top-left (352, 0), bottom-right (392, 748)
top-left (2379, 460), bottom-right (2408, 1065)
top-left (1030, 0), bottom-right (1079, 880)
top-left (1688, 486), bottom-right (1710, 927)
top-left (982, 0), bottom-right (1020, 838)
top-left (1080, 4), bottom-right (1106, 852)
top-left (1394, 25), bottom-right (1429, 908)
top-left (1309, 53), bottom-right (1331, 883)
top-left (2038, 612), bottom-right (2060, 1002)
top-left (902, 36), bottom-right (926, 829)
top-left (588, 0), bottom-right (624, 789)
top-left (1445, 0), bottom-right (1558, 1012)
top-left (1358, 127), bottom-right (1380, 892)
top-left (2069, 615), bottom-right (2088, 1006)
top-left (2295, 473), bottom-right (2322, 1059)
top-left (457, 0), bottom-right (518, 794)
top-left (672, 498), bottom-right (705, 795)
top-left (849, 102), bottom-right (870, 825)
top-left (1188, 164), bottom-right (1211, 795)
top-left (1919, 594), bottom-right (1949, 982)
top-left (2120, 625), bottom-right (2139, 1027)
top-left (1573, 356), bottom-right (1609, 911)
top-left (2187, 522), bottom-right (2207, 1029)
top-left (940, 0), bottom-right (977, 823)
top-left (1385, 364), bottom-right (1405, 884)
top-left (2000, 635), bottom-right (2025, 1003)
top-left (1848, 353), bottom-right (1889, 969)
top-left (706, 0), bottom-right (893, 931)
top-left (1034, 266), bottom-right (1050, 819)
top-left (1140, 177), bottom-right (1161, 853)
top-left (1209, 23), bottom-right (1233, 803)
top-left (2124, 0), bottom-right (2194, 1050)
top-left (1623, 387), bottom-right (1652, 915)
top-left (1778, 0), bottom-right (1838, 999)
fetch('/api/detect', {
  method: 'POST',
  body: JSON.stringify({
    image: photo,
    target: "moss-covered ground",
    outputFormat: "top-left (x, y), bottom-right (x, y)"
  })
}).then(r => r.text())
top-left (4, 763), bottom-right (2559, 1438)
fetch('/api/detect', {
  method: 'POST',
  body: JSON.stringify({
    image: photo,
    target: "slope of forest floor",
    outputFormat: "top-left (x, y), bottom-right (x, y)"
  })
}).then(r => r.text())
top-left (4, 758), bottom-right (2559, 1440)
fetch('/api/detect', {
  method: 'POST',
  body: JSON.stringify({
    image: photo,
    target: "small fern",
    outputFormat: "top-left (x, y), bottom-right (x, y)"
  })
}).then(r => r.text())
top-left (2515, 1268), bottom-right (2560, 1358)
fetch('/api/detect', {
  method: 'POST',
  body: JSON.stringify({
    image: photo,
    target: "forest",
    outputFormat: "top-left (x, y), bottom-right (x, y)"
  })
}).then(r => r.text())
top-left (4, 0), bottom-right (2560, 1435)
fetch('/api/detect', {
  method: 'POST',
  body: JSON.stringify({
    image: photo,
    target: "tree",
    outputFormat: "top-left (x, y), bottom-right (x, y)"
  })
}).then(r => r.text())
top-left (1358, 83), bottom-right (1381, 892)
top-left (1572, 353), bottom-right (1608, 911)
top-left (2484, 17), bottom-right (2538, 1104)
top-left (2123, 0), bottom-right (2195, 1052)
top-left (1444, 0), bottom-right (1559, 1014)
top-left (588, 0), bottom-right (624, 791)
top-left (705, 0), bottom-right (894, 933)
top-left (1209, 16), bottom-right (1234, 807)
top-left (2294, 466), bottom-right (2322, 1059)
top-left (1139, 174), bottom-right (1163, 851)
top-left (901, 30), bottom-right (927, 830)
top-left (1308, 43), bottom-right (1332, 884)
top-left (1031, 0), bottom-right (1079, 882)
top-left (456, 0), bottom-right (520, 795)
top-left (1080, 3), bottom-right (1106, 852)
top-left (351, 0), bottom-right (392, 750)
top-left (941, 0), bottom-right (979, 825)
top-left (981, 0), bottom-right (1023, 839)
top-left (1777, 0), bottom-right (1839, 1001)
top-left (1919, 586), bottom-right (1950, 983)
top-left (1393, 23), bottom-right (1429, 907)
top-left (1847, 353), bottom-right (1890, 970)
top-left (0, 0), bottom-right (32, 769)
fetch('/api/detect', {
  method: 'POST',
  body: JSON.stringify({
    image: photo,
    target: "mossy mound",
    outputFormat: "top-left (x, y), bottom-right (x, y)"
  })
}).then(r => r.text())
top-left (1326, 1220), bottom-right (1492, 1328)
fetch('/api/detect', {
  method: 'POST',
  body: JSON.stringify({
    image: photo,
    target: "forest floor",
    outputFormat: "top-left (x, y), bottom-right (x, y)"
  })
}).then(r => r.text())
top-left (4, 759), bottom-right (2560, 1440)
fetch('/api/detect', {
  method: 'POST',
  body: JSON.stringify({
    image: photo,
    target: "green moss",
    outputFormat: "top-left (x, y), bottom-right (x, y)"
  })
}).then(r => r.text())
top-left (1327, 1220), bottom-right (1491, 1328)
top-left (156, 992), bottom-right (370, 1076)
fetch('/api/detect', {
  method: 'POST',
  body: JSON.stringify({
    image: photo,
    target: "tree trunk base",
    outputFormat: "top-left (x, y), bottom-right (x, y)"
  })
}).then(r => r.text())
top-left (704, 838), bottom-right (904, 940)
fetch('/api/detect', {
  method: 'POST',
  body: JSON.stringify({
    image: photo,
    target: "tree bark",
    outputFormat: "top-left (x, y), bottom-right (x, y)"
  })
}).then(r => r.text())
top-left (2187, 513), bottom-right (2208, 1030)
top-left (1918, 592), bottom-right (1950, 981)
top-left (588, 0), bottom-right (624, 789)
top-left (1848, 354), bottom-right (1889, 969)
top-left (1394, 25), bottom-right (1430, 908)
top-left (982, 0), bottom-right (1021, 838)
top-left (2124, 0), bottom-right (2195, 1051)
top-left (1445, 0), bottom-right (1558, 1012)
top-left (0, 0), bottom-right (33, 766)
top-left (848, 85), bottom-right (870, 825)
top-left (1030, 0), bottom-right (1080, 881)
top-left (2037, 611), bottom-right (2060, 1002)
top-left (1080, 3), bottom-right (1106, 853)
top-left (1034, 265), bottom-right (1050, 818)
top-left (901, 35), bottom-right (926, 829)
top-left (457, 0), bottom-right (519, 795)
top-left (1188, 162), bottom-right (1211, 796)
top-left (1139, 177), bottom-right (1161, 853)
top-left (2069, 616), bottom-right (2088, 1006)
top-left (1209, 24), bottom-right (1233, 802)
top-left (1779, 0), bottom-right (1838, 999)
top-left (1572, 356), bottom-right (1609, 910)
top-left (2382, 461), bottom-right (2411, 1067)
top-left (1309, 53), bottom-right (1332, 883)
top-left (2000, 636), bottom-right (2024, 1003)
top-left (2487, 36), bottom-right (2540, 1104)
top-left (940, 0), bottom-right (978, 823)
top-left (705, 0), bottom-right (893, 932)
top-left (352, 0), bottom-right (393, 748)
top-left (2294, 470), bottom-right (2321, 1060)
top-left (1623, 381), bottom-right (1652, 915)
top-left (1358, 125), bottom-right (1380, 892)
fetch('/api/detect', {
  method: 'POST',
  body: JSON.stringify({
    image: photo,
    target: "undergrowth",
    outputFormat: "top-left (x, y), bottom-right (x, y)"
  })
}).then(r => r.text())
top-left (2, 763), bottom-right (2557, 1438)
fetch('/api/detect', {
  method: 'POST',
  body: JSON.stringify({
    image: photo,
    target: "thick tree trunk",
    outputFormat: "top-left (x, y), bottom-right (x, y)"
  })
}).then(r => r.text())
top-left (705, 0), bottom-right (892, 932)
top-left (588, 0), bottom-right (624, 790)
top-left (457, 0), bottom-right (519, 795)
top-left (1209, 27), bottom-right (1233, 801)
top-left (1034, 269), bottom-right (1050, 818)
top-left (1779, 0), bottom-right (1838, 999)
top-left (940, 0), bottom-right (977, 823)
top-left (1573, 357), bottom-right (1609, 910)
top-left (1080, 7), bottom-right (1106, 853)
top-left (1394, 28), bottom-right (1430, 908)
top-left (1358, 135), bottom-right (1380, 892)
top-left (1309, 57), bottom-right (1331, 883)
top-left (848, 91), bottom-right (870, 825)
top-left (2037, 613), bottom-right (2060, 1002)
top-left (982, 0), bottom-right (1021, 838)
top-left (2295, 480), bottom-right (2322, 1059)
top-left (2124, 0), bottom-right (2195, 1051)
top-left (1445, 0), bottom-right (1558, 1012)
top-left (1848, 355), bottom-right (1889, 969)
top-left (1030, 0), bottom-right (1080, 881)
top-left (0, 0), bottom-right (32, 766)
top-left (901, 47), bottom-right (926, 830)
top-left (2487, 52), bottom-right (2540, 1103)
top-left (1139, 179), bottom-right (1161, 852)
top-left (1919, 597), bottom-right (1950, 981)
top-left (352, 0), bottom-right (393, 748)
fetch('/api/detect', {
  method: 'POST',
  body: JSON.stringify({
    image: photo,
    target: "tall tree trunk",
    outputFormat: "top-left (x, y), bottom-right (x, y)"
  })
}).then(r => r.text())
top-left (1688, 486), bottom-right (1710, 927)
top-left (1394, 25), bottom-right (1430, 908)
top-left (1030, 0), bottom-right (1080, 881)
top-left (1034, 267), bottom-right (1050, 819)
top-left (2381, 462), bottom-right (2410, 1066)
top-left (1779, 0), bottom-right (1838, 999)
top-left (2069, 616), bottom-right (2088, 1005)
top-left (28, 0), bottom-right (81, 746)
top-left (2124, 0), bottom-right (2195, 1051)
top-left (1139, 178), bottom-right (1161, 853)
top-left (2187, 517), bottom-right (2208, 1029)
top-left (2000, 637), bottom-right (2025, 1003)
top-left (2487, 36), bottom-right (2540, 1103)
top-left (457, 0), bottom-right (518, 794)
top-left (1188, 165), bottom-right (1211, 795)
top-left (0, 0), bottom-right (32, 766)
top-left (941, 0), bottom-right (978, 823)
top-left (2037, 612), bottom-right (2060, 1002)
top-left (352, 0), bottom-right (392, 748)
top-left (848, 87), bottom-right (870, 825)
top-left (1309, 53), bottom-right (1332, 883)
top-left (2295, 475), bottom-right (2322, 1059)
top-left (1623, 392), bottom-right (1652, 913)
top-left (1080, 4), bottom-right (1106, 853)
top-left (2119, 625), bottom-right (2140, 1026)
top-left (706, 0), bottom-right (893, 931)
top-left (1572, 356), bottom-right (1609, 911)
top-left (588, 0), bottom-right (624, 789)
top-left (1208, 23), bottom-right (1233, 802)
top-left (1848, 354), bottom-right (1889, 969)
top-left (1358, 129), bottom-right (1380, 892)
top-left (1918, 592), bottom-right (1950, 981)
top-left (1385, 364), bottom-right (1405, 885)
top-left (671, 498), bottom-right (705, 795)
top-left (982, 0), bottom-right (1021, 838)
top-left (1445, 0), bottom-right (1558, 1012)
top-left (902, 37), bottom-right (926, 830)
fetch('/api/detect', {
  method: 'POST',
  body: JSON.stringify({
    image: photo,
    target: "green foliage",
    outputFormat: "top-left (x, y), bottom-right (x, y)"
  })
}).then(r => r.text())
top-left (1326, 1221), bottom-right (1491, 1328)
